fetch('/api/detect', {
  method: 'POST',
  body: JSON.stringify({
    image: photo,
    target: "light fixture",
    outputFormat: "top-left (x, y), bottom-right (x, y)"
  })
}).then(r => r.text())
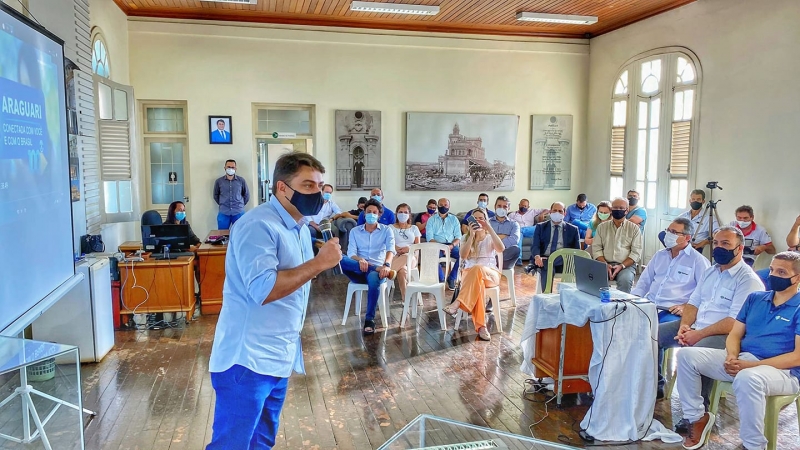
top-left (350, 1), bottom-right (439, 16)
top-left (199, 0), bottom-right (257, 5)
top-left (516, 12), bottom-right (597, 25)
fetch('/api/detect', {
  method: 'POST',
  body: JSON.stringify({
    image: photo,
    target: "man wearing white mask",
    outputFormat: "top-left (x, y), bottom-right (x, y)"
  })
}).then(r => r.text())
top-left (488, 196), bottom-right (521, 272)
top-left (526, 202), bottom-right (580, 291)
top-left (731, 205), bottom-right (776, 267)
top-left (462, 193), bottom-right (496, 234)
top-left (213, 159), bottom-right (250, 230)
top-left (633, 218), bottom-right (711, 324)
top-left (306, 184), bottom-right (342, 240)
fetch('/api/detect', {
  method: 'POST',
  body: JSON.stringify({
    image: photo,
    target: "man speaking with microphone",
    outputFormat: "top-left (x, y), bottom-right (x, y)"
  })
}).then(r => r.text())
top-left (207, 152), bottom-right (341, 450)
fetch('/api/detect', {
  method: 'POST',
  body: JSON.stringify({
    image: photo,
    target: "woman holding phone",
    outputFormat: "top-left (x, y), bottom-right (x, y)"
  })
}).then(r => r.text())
top-left (443, 208), bottom-right (505, 341)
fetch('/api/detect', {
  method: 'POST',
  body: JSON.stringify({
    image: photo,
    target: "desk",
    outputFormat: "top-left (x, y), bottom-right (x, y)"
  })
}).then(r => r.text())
top-left (197, 230), bottom-right (228, 315)
top-left (119, 256), bottom-right (196, 320)
top-left (520, 284), bottom-right (658, 442)
top-left (118, 241), bottom-right (142, 254)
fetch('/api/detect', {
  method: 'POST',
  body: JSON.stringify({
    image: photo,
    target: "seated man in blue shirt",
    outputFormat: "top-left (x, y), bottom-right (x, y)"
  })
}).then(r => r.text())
top-left (675, 251), bottom-right (800, 450)
top-left (564, 193), bottom-right (597, 239)
top-left (626, 189), bottom-right (647, 233)
top-left (489, 195), bottom-right (521, 270)
top-left (357, 188), bottom-right (395, 225)
top-left (207, 152), bottom-right (342, 450)
top-left (342, 199), bottom-right (397, 335)
top-left (426, 197), bottom-right (462, 290)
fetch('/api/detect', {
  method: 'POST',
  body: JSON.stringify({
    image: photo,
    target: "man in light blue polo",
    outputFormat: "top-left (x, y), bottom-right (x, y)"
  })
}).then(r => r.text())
top-left (426, 197), bottom-right (461, 290)
top-left (207, 152), bottom-right (342, 450)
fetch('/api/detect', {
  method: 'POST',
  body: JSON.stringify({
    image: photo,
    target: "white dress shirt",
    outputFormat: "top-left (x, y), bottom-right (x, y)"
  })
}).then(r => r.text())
top-left (631, 245), bottom-right (710, 308)
top-left (688, 259), bottom-right (764, 330)
top-left (306, 200), bottom-right (342, 224)
top-left (509, 208), bottom-right (546, 227)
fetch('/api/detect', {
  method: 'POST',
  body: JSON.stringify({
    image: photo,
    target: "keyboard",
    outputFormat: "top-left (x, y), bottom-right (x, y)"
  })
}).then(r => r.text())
top-left (153, 251), bottom-right (194, 260)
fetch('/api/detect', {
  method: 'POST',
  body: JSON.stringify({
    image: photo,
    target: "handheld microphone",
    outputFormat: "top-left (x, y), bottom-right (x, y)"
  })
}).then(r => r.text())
top-left (319, 220), bottom-right (342, 275)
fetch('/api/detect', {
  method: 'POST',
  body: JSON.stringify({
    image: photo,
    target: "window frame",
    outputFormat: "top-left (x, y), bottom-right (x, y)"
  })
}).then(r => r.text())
top-left (90, 27), bottom-right (111, 79)
top-left (607, 47), bottom-right (702, 214)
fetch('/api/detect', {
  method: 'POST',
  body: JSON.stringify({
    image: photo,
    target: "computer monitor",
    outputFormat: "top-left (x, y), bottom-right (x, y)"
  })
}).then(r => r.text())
top-left (142, 224), bottom-right (191, 253)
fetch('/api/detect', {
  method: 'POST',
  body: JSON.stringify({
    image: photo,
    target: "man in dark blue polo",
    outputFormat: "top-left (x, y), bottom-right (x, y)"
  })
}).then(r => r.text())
top-left (676, 251), bottom-right (800, 450)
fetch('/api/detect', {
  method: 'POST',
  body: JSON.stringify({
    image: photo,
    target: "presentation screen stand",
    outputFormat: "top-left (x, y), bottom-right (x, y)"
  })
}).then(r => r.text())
top-left (0, 336), bottom-right (95, 450)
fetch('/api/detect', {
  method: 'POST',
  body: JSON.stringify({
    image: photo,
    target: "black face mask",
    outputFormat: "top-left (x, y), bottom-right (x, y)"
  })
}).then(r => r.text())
top-left (611, 209), bottom-right (627, 220)
top-left (284, 184), bottom-right (324, 216)
top-left (690, 201), bottom-right (703, 211)
top-left (438, 206), bottom-right (449, 214)
top-left (628, 197), bottom-right (639, 206)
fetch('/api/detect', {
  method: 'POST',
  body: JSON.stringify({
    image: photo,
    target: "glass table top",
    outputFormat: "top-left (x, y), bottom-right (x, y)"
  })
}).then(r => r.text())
top-left (379, 414), bottom-right (580, 450)
top-left (0, 336), bottom-right (78, 373)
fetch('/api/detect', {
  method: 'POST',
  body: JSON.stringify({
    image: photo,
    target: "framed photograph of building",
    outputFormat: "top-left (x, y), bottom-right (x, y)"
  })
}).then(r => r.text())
top-left (335, 110), bottom-right (381, 190)
top-left (209, 115), bottom-right (232, 144)
top-left (405, 112), bottom-right (519, 191)
top-left (529, 115), bottom-right (572, 190)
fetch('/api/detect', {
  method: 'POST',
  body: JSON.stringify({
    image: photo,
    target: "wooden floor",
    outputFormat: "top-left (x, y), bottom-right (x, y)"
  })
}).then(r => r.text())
top-left (3, 268), bottom-right (799, 449)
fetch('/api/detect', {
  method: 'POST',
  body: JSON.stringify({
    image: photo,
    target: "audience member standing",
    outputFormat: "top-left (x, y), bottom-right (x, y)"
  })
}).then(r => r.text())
top-left (213, 159), bottom-right (250, 230)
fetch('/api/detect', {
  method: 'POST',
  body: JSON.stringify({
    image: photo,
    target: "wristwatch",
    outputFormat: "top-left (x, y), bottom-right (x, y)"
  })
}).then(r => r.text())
top-left (383, 262), bottom-right (391, 267)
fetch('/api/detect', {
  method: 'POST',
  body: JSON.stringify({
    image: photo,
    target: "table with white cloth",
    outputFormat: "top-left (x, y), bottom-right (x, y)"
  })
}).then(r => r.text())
top-left (519, 283), bottom-right (662, 442)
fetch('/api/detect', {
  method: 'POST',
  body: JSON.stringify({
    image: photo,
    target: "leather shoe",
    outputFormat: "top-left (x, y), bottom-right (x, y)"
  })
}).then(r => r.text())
top-left (386, 269), bottom-right (397, 281)
top-left (674, 418), bottom-right (690, 433)
top-left (682, 413), bottom-right (714, 449)
top-left (485, 299), bottom-right (493, 312)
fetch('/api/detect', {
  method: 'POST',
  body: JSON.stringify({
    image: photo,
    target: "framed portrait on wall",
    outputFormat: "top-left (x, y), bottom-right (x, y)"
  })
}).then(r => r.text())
top-left (209, 116), bottom-right (233, 144)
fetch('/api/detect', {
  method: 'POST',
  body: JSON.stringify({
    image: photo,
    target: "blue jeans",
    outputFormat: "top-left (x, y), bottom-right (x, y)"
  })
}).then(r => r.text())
top-left (340, 258), bottom-right (388, 322)
top-left (208, 365), bottom-right (289, 450)
top-left (437, 246), bottom-right (460, 283)
top-left (217, 212), bottom-right (244, 230)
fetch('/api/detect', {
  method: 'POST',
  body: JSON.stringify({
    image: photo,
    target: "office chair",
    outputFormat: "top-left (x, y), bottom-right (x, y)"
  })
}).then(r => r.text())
top-left (141, 210), bottom-right (163, 226)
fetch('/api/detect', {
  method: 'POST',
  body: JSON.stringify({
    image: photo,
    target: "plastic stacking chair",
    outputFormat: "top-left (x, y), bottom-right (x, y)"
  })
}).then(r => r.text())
top-left (341, 281), bottom-right (391, 329)
top-left (542, 248), bottom-right (592, 294)
top-left (453, 255), bottom-right (503, 333)
top-left (400, 243), bottom-right (450, 330)
top-left (709, 380), bottom-right (800, 450)
top-left (500, 266), bottom-right (517, 307)
top-left (663, 347), bottom-right (677, 399)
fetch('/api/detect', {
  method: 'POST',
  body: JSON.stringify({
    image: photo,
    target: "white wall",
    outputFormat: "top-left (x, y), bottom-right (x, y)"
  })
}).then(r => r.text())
top-left (128, 21), bottom-right (590, 240)
top-left (91, 0), bottom-right (129, 85)
top-left (587, 0), bottom-right (800, 248)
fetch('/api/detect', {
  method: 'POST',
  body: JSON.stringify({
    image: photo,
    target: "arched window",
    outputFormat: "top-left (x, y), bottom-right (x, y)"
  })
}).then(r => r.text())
top-left (91, 28), bottom-right (110, 78)
top-left (609, 49), bottom-right (700, 213)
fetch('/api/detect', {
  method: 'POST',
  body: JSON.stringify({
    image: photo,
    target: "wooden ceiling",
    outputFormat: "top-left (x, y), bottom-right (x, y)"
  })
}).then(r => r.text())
top-left (112, 0), bottom-right (696, 39)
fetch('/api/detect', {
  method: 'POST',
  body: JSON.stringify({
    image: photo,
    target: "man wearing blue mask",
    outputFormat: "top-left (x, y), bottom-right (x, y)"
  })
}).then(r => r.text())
top-left (674, 251), bottom-right (800, 450)
top-left (657, 226), bottom-right (763, 429)
top-left (341, 199), bottom-right (396, 335)
top-left (207, 152), bottom-right (342, 450)
top-left (306, 184), bottom-right (342, 241)
top-left (526, 202), bottom-right (580, 291)
top-left (357, 188), bottom-right (395, 225)
top-left (462, 192), bottom-right (495, 234)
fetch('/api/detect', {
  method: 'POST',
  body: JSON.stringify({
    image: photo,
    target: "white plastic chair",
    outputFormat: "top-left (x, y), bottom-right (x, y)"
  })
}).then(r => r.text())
top-left (341, 280), bottom-right (391, 329)
top-left (453, 254), bottom-right (503, 333)
top-left (500, 267), bottom-right (516, 306)
top-left (400, 243), bottom-right (450, 330)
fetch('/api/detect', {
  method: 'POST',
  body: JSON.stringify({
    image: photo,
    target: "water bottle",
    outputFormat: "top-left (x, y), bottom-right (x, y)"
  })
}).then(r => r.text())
top-left (318, 220), bottom-right (342, 275)
top-left (163, 245), bottom-right (170, 259)
top-left (600, 287), bottom-right (611, 303)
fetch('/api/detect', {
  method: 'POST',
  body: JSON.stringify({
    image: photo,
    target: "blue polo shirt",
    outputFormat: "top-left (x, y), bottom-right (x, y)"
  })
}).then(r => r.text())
top-left (737, 290), bottom-right (800, 378)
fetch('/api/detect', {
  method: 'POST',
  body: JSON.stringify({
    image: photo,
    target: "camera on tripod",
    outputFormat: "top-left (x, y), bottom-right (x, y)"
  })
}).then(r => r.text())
top-left (706, 181), bottom-right (722, 190)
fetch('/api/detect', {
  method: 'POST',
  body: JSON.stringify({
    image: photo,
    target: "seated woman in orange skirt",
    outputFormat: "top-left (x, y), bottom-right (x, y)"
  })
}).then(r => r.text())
top-left (443, 208), bottom-right (505, 341)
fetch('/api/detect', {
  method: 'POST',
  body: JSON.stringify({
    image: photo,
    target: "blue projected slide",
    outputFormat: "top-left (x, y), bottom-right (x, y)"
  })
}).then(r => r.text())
top-left (0, 5), bottom-right (74, 333)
